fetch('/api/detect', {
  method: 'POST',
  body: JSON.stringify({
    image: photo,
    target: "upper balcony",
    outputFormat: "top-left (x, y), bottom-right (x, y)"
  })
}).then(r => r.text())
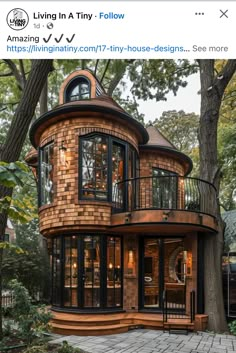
top-left (111, 176), bottom-right (218, 234)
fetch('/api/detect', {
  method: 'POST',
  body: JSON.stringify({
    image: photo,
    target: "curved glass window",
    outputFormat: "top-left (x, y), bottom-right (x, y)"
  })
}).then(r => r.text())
top-left (107, 237), bottom-right (122, 307)
top-left (51, 235), bottom-right (122, 309)
top-left (65, 77), bottom-right (90, 102)
top-left (81, 135), bottom-right (108, 200)
top-left (80, 134), bottom-right (138, 204)
top-left (39, 143), bottom-right (54, 206)
top-left (52, 237), bottom-right (61, 306)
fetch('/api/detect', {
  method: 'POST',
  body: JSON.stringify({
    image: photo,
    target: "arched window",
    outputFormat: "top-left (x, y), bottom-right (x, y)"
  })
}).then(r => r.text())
top-left (65, 77), bottom-right (90, 102)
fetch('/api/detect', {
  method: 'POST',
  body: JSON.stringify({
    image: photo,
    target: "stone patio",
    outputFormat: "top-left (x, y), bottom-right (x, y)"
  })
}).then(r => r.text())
top-left (49, 329), bottom-right (236, 353)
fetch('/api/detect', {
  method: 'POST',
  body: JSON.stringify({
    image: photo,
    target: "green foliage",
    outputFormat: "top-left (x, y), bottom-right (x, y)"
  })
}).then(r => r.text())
top-left (8, 280), bottom-right (52, 343)
top-left (3, 219), bottom-right (50, 300)
top-left (229, 320), bottom-right (236, 335)
top-left (21, 342), bottom-right (87, 353)
top-left (128, 60), bottom-right (198, 101)
top-left (0, 161), bottom-right (29, 187)
top-left (58, 341), bottom-right (85, 353)
top-left (0, 161), bottom-right (37, 223)
top-left (3, 320), bottom-right (12, 336)
top-left (152, 110), bottom-right (200, 175)
top-left (218, 122), bottom-right (236, 210)
top-left (22, 345), bottom-right (49, 353)
top-left (0, 241), bottom-right (25, 253)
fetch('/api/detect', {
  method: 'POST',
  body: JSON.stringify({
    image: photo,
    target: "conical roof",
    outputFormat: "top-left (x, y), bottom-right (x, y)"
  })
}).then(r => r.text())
top-left (141, 125), bottom-right (192, 176)
top-left (145, 125), bottom-right (176, 149)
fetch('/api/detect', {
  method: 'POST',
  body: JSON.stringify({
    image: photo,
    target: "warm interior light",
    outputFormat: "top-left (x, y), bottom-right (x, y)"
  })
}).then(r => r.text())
top-left (109, 262), bottom-right (113, 269)
top-left (183, 250), bottom-right (188, 262)
top-left (128, 249), bottom-right (134, 264)
top-left (73, 262), bottom-right (77, 269)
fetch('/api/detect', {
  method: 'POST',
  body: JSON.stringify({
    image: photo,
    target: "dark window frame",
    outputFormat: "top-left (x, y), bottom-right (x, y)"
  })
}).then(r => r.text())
top-left (79, 133), bottom-right (137, 203)
top-left (38, 142), bottom-right (54, 207)
top-left (51, 234), bottom-right (123, 310)
top-left (152, 167), bottom-right (178, 209)
top-left (64, 76), bottom-right (91, 102)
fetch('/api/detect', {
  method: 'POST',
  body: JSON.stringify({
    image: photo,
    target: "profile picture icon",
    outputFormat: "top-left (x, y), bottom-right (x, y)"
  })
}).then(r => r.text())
top-left (7, 8), bottom-right (29, 30)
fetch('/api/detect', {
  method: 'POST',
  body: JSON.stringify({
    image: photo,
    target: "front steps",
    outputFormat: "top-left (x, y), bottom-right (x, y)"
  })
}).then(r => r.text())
top-left (50, 311), bottom-right (194, 336)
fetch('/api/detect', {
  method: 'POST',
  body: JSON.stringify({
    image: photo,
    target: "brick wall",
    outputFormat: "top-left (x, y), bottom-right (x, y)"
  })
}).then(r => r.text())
top-left (140, 150), bottom-right (185, 176)
top-left (38, 113), bottom-right (140, 236)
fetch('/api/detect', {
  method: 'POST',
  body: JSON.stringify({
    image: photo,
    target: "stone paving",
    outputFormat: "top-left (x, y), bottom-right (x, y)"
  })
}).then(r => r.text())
top-left (49, 329), bottom-right (236, 353)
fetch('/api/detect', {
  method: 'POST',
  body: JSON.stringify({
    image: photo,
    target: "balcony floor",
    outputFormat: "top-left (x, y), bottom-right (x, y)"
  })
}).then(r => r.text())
top-left (111, 209), bottom-right (218, 234)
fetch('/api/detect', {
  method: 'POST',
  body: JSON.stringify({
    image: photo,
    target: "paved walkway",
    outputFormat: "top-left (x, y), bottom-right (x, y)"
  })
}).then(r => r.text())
top-left (49, 329), bottom-right (236, 353)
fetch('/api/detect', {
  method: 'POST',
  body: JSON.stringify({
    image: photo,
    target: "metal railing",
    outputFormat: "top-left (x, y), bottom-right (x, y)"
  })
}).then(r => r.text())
top-left (113, 176), bottom-right (217, 217)
top-left (163, 289), bottom-right (195, 323)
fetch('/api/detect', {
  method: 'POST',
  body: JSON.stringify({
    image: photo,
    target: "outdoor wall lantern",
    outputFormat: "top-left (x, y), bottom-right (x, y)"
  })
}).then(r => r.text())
top-left (128, 249), bottom-right (134, 264)
top-left (183, 250), bottom-right (192, 277)
top-left (59, 141), bottom-right (67, 166)
top-left (186, 251), bottom-right (192, 277)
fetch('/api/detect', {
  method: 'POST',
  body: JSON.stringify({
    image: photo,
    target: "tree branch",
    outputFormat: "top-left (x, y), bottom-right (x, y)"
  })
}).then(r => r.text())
top-left (215, 60), bottom-right (236, 97)
top-left (3, 59), bottom-right (25, 90)
top-left (19, 60), bottom-right (26, 87)
top-left (100, 60), bottom-right (111, 85)
top-left (0, 71), bottom-right (13, 77)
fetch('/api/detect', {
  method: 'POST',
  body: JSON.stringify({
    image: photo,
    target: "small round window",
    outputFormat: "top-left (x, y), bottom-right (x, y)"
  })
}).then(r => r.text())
top-left (65, 77), bottom-right (90, 102)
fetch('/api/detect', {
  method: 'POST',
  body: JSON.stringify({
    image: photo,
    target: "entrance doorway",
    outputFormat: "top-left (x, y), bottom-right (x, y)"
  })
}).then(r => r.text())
top-left (140, 237), bottom-right (186, 311)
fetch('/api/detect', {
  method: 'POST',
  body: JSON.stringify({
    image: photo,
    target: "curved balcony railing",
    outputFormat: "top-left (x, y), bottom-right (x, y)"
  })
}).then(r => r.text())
top-left (112, 176), bottom-right (217, 217)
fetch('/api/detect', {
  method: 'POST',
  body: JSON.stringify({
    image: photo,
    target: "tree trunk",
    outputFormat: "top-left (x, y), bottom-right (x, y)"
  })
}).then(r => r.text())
top-left (0, 59), bottom-right (53, 338)
top-left (198, 59), bottom-right (236, 332)
top-left (39, 80), bottom-right (48, 115)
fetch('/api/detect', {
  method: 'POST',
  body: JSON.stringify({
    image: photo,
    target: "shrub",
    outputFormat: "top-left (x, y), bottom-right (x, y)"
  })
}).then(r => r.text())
top-left (229, 320), bottom-right (236, 335)
top-left (9, 279), bottom-right (52, 343)
top-left (58, 341), bottom-right (85, 353)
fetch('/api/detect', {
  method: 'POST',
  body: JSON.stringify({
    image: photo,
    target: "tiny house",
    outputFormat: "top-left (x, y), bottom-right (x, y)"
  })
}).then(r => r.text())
top-left (26, 70), bottom-right (218, 335)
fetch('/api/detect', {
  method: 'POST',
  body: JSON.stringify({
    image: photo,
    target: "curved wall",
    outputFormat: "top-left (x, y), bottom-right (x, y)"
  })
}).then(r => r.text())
top-left (38, 113), bottom-right (140, 237)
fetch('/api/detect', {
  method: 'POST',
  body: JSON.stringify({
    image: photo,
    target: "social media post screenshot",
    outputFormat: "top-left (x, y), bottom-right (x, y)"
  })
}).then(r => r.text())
top-left (0, 1), bottom-right (236, 350)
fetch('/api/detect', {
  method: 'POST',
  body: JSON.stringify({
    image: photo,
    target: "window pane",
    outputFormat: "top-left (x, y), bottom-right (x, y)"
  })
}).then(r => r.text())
top-left (152, 169), bottom-right (177, 209)
top-left (81, 135), bottom-right (108, 200)
top-left (112, 143), bottom-right (124, 204)
top-left (40, 143), bottom-right (54, 206)
top-left (107, 237), bottom-right (121, 307)
top-left (67, 78), bottom-right (90, 102)
top-left (144, 239), bottom-right (160, 308)
top-left (84, 236), bottom-right (100, 308)
top-left (64, 236), bottom-right (78, 307)
top-left (52, 237), bottom-right (61, 306)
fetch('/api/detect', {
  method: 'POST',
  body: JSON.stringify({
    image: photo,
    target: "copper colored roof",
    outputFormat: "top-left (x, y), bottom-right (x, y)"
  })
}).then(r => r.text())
top-left (141, 125), bottom-right (193, 176)
top-left (145, 126), bottom-right (176, 149)
top-left (24, 147), bottom-right (38, 166)
top-left (58, 94), bottom-right (126, 115)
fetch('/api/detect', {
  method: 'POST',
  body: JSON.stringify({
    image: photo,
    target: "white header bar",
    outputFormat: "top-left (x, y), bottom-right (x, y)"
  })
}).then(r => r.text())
top-left (0, 1), bottom-right (235, 58)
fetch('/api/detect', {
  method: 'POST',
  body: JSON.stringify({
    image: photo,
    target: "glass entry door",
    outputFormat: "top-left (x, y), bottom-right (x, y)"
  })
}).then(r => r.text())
top-left (61, 235), bottom-right (122, 309)
top-left (83, 236), bottom-right (101, 308)
top-left (141, 237), bottom-right (186, 310)
top-left (143, 238), bottom-right (161, 308)
top-left (164, 239), bottom-right (186, 310)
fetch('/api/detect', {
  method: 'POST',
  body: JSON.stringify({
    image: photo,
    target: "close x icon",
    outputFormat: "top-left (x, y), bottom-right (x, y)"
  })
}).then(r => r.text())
top-left (43, 34), bottom-right (75, 43)
top-left (220, 9), bottom-right (228, 18)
